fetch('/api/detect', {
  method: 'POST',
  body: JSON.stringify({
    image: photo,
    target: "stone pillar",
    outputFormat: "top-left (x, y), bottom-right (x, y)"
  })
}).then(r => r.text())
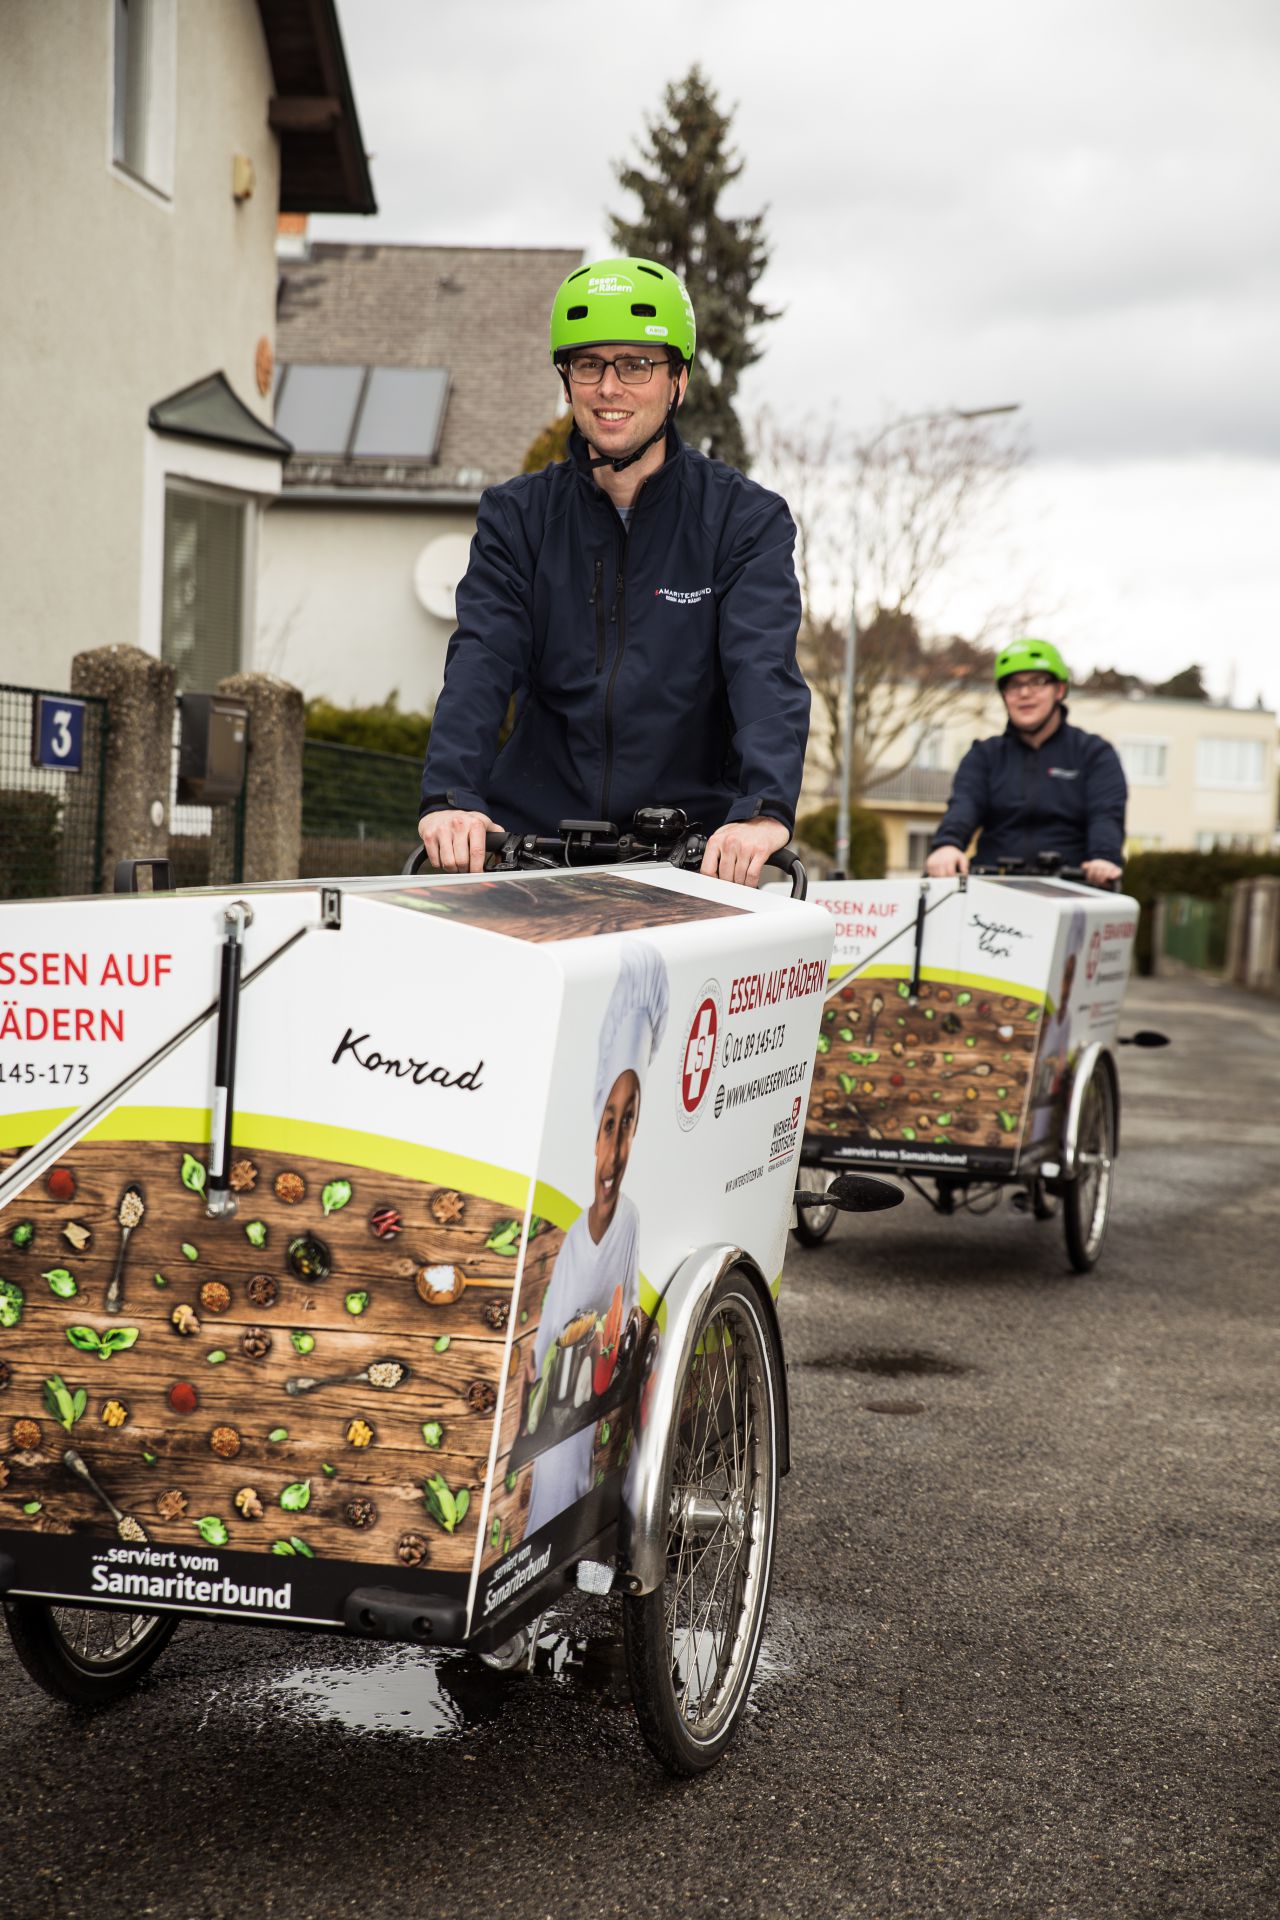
top-left (216, 671), bottom-right (303, 883)
top-left (71, 645), bottom-right (175, 890)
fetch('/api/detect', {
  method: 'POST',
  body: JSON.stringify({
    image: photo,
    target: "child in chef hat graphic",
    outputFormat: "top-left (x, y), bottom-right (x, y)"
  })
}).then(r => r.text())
top-left (525, 941), bottom-right (669, 1539)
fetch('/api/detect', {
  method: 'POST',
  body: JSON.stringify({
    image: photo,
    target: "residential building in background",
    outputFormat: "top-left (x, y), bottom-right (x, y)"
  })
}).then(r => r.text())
top-left (257, 241), bottom-right (581, 712)
top-left (842, 689), bottom-right (1278, 871)
top-left (1, 0), bottom-right (373, 695)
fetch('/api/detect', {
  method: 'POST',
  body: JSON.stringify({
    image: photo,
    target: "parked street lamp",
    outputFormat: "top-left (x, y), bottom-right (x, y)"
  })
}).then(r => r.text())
top-left (833, 403), bottom-right (1021, 876)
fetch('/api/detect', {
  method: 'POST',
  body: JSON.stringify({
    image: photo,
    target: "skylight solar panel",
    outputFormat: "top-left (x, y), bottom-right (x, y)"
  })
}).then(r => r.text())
top-left (350, 367), bottom-right (449, 458)
top-left (274, 364), bottom-right (365, 454)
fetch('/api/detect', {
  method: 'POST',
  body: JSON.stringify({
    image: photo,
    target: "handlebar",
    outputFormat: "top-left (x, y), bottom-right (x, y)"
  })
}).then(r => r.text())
top-left (966, 859), bottom-right (1121, 893)
top-left (404, 814), bottom-right (809, 899)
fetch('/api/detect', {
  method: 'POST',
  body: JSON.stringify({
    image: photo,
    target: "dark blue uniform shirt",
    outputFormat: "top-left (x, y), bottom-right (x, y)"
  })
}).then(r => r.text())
top-left (930, 708), bottom-right (1127, 868)
top-left (420, 425), bottom-right (809, 835)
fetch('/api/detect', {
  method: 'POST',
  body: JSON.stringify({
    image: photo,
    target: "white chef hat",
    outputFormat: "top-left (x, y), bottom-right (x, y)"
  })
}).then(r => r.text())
top-left (593, 941), bottom-right (670, 1127)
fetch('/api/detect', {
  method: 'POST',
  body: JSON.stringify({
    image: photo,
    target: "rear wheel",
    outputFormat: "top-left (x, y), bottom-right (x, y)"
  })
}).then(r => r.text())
top-left (3, 1600), bottom-right (177, 1706)
top-left (793, 1170), bottom-right (837, 1246)
top-left (1063, 1067), bottom-right (1116, 1271)
top-left (623, 1271), bottom-right (781, 1775)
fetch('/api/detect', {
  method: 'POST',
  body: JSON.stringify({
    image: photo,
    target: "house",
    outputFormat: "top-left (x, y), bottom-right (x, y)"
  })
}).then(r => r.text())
top-left (256, 241), bottom-right (582, 712)
top-left (1, 0), bottom-right (374, 696)
top-left (850, 688), bottom-right (1278, 872)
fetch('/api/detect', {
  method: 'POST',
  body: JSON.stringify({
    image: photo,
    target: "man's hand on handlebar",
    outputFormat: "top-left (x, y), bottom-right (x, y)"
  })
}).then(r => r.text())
top-left (418, 808), bottom-right (503, 874)
top-left (1081, 857), bottom-right (1123, 887)
top-left (700, 816), bottom-right (791, 889)
top-left (925, 845), bottom-right (969, 878)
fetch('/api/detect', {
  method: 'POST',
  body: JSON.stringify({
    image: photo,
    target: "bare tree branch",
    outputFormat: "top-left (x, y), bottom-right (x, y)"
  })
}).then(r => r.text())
top-left (753, 409), bottom-right (1029, 802)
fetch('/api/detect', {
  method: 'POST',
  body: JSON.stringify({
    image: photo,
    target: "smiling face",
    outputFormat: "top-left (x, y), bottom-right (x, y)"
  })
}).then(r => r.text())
top-left (589, 1069), bottom-right (640, 1240)
top-left (565, 346), bottom-right (686, 465)
top-left (1000, 671), bottom-right (1067, 736)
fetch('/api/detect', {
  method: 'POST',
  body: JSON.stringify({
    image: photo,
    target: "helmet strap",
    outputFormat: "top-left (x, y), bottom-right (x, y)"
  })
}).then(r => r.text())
top-left (583, 401), bottom-right (678, 473)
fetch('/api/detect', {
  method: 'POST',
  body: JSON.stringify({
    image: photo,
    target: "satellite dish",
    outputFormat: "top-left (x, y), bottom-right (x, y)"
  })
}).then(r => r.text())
top-left (412, 533), bottom-right (471, 621)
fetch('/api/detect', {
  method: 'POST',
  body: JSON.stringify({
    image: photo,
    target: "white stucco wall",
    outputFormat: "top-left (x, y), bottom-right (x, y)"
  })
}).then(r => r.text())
top-left (256, 503), bottom-right (475, 712)
top-left (0, 1), bottom-right (282, 691)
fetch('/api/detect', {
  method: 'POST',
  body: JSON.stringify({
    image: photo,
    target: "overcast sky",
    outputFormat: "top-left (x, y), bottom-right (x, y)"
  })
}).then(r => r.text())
top-left (316, 0), bottom-right (1280, 709)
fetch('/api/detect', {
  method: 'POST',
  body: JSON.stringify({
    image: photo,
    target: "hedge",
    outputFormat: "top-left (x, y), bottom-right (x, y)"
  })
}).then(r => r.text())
top-left (1122, 849), bottom-right (1280, 973)
top-left (304, 692), bottom-right (431, 760)
top-left (793, 803), bottom-right (887, 879)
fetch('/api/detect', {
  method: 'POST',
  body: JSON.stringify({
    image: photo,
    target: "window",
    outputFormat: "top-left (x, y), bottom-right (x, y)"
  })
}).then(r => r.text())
top-left (161, 485), bottom-right (246, 694)
top-left (1195, 737), bottom-right (1266, 790)
top-left (909, 726), bottom-right (949, 771)
top-left (906, 826), bottom-right (936, 871)
top-left (1194, 831), bottom-right (1262, 853)
top-left (112, 0), bottom-right (176, 197)
top-left (1118, 738), bottom-right (1168, 785)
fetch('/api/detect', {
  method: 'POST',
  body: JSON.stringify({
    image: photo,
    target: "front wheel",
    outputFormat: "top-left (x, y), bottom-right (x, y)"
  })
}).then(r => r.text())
top-left (793, 1169), bottom-right (837, 1246)
top-left (1062, 1067), bottom-right (1116, 1271)
top-left (623, 1270), bottom-right (781, 1776)
top-left (4, 1600), bottom-right (178, 1706)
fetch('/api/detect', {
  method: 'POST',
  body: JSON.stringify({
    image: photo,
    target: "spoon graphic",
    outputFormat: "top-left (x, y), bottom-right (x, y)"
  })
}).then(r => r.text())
top-left (105, 1185), bottom-right (145, 1315)
top-left (63, 1448), bottom-right (149, 1543)
top-left (284, 1357), bottom-right (412, 1397)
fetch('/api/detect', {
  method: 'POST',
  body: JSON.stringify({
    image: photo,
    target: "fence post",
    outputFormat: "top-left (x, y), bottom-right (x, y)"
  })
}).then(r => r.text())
top-left (215, 671), bottom-right (303, 883)
top-left (70, 645), bottom-right (175, 890)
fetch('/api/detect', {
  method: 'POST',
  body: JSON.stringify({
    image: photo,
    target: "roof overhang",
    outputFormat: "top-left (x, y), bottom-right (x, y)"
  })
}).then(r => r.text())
top-left (148, 372), bottom-right (294, 458)
top-left (256, 0), bottom-right (377, 215)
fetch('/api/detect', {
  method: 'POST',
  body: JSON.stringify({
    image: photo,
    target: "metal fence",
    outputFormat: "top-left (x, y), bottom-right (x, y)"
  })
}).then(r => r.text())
top-left (300, 739), bottom-right (421, 877)
top-left (1162, 892), bottom-right (1228, 972)
top-left (0, 682), bottom-right (107, 899)
top-left (168, 706), bottom-right (244, 889)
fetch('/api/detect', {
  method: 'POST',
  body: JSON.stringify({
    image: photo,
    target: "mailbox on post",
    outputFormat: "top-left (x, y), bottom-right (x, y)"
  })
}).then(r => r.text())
top-left (177, 694), bottom-right (249, 805)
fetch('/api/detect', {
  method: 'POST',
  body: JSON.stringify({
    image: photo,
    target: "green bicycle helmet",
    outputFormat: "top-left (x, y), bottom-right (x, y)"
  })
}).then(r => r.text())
top-left (549, 256), bottom-right (696, 366)
top-left (994, 638), bottom-right (1070, 687)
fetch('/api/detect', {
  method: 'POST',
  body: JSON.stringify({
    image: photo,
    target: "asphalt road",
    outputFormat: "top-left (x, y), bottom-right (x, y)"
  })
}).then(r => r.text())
top-left (2, 974), bottom-right (1276, 1920)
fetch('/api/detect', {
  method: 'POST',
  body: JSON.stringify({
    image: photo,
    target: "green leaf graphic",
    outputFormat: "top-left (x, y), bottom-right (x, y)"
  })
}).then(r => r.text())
top-left (321, 1179), bottom-right (352, 1217)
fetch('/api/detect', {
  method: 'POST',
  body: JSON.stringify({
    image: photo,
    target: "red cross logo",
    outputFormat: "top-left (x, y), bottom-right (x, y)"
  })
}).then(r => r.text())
top-left (681, 997), bottom-right (718, 1114)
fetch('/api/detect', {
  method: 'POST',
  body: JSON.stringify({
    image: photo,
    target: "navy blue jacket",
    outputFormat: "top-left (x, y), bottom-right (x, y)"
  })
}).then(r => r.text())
top-left (930, 709), bottom-right (1128, 867)
top-left (420, 425), bottom-right (809, 834)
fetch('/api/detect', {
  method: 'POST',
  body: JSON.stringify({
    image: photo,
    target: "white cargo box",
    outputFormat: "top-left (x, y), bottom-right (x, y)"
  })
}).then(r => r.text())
top-left (802, 875), bottom-right (1139, 1175)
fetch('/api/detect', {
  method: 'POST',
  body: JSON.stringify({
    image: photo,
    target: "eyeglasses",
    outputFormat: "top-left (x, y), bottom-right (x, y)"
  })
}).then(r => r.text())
top-left (1002, 672), bottom-right (1057, 693)
top-left (564, 353), bottom-right (672, 387)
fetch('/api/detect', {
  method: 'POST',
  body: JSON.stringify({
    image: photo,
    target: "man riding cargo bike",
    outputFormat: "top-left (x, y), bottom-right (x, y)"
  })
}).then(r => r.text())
top-left (418, 256), bottom-right (811, 889)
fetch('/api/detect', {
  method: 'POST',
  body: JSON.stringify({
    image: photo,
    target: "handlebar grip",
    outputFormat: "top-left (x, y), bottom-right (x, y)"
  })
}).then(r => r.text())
top-left (404, 830), bottom-right (515, 877)
top-left (765, 845), bottom-right (808, 899)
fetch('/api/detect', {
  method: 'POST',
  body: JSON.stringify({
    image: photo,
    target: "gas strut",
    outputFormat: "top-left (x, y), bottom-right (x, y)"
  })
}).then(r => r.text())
top-left (206, 901), bottom-right (253, 1218)
top-left (907, 878), bottom-right (929, 1004)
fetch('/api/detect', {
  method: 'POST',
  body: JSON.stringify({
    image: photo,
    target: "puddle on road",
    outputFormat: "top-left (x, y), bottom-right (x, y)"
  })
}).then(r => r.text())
top-left (241, 1616), bottom-right (788, 1742)
top-left (798, 1346), bottom-right (970, 1378)
top-left (265, 1645), bottom-right (469, 1741)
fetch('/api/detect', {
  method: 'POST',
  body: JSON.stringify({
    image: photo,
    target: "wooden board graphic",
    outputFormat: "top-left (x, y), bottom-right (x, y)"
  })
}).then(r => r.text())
top-left (0, 1139), bottom-right (563, 1578)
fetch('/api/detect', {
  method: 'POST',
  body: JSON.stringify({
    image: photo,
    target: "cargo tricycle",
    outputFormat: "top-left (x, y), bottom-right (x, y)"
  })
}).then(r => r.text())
top-left (793, 863), bottom-right (1166, 1269)
top-left (0, 814), bottom-right (885, 1774)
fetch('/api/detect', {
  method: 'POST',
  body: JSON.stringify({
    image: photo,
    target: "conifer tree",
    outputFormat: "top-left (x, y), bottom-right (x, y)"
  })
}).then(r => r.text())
top-left (610, 67), bottom-right (775, 472)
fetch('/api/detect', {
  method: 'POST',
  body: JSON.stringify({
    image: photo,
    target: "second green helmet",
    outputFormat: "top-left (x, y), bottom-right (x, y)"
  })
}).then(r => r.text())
top-left (549, 256), bottom-right (696, 366)
top-left (994, 638), bottom-right (1070, 687)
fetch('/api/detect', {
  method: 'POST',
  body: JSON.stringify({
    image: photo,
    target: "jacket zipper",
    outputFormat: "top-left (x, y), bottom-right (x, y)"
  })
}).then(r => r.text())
top-left (600, 526), bottom-right (629, 821)
top-left (591, 560), bottom-right (605, 673)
